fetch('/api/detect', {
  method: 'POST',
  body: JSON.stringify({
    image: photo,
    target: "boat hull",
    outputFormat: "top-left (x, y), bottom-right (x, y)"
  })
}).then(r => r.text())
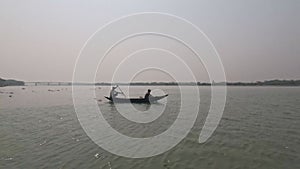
top-left (104, 94), bottom-right (168, 103)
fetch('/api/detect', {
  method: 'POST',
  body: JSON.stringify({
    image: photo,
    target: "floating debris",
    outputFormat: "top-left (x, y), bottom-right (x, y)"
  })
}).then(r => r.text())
top-left (0, 91), bottom-right (14, 94)
top-left (3, 157), bottom-right (13, 161)
top-left (48, 89), bottom-right (60, 92)
top-left (40, 140), bottom-right (47, 146)
top-left (108, 161), bottom-right (112, 169)
top-left (94, 153), bottom-right (100, 159)
top-left (163, 159), bottom-right (171, 169)
top-left (71, 137), bottom-right (80, 142)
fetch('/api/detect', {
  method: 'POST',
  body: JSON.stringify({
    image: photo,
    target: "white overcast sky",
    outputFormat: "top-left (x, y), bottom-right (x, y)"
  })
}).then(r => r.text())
top-left (0, 0), bottom-right (299, 82)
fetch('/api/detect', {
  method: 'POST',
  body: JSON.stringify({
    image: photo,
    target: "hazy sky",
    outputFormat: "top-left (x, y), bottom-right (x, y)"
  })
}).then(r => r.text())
top-left (0, 0), bottom-right (299, 82)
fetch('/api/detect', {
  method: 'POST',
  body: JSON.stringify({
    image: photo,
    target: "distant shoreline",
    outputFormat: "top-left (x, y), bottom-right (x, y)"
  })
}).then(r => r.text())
top-left (22, 79), bottom-right (300, 87)
top-left (0, 78), bottom-right (25, 87)
top-left (2, 78), bottom-right (300, 87)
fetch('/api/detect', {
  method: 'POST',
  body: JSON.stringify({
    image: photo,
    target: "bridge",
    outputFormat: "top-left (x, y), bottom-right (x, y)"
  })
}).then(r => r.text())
top-left (25, 82), bottom-right (73, 86)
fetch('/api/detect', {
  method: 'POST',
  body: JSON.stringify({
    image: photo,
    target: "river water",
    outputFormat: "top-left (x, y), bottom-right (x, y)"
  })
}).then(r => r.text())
top-left (0, 86), bottom-right (299, 169)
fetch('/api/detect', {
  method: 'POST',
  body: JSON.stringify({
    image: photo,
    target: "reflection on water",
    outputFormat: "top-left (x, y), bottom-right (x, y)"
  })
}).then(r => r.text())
top-left (132, 103), bottom-right (151, 112)
top-left (100, 99), bottom-right (179, 138)
top-left (0, 86), bottom-right (299, 168)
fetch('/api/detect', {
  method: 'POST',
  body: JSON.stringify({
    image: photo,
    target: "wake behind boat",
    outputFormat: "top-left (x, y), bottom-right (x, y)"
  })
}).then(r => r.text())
top-left (104, 94), bottom-right (168, 103)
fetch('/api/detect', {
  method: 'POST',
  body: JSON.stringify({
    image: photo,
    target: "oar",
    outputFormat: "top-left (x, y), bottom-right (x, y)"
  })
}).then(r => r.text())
top-left (117, 85), bottom-right (126, 97)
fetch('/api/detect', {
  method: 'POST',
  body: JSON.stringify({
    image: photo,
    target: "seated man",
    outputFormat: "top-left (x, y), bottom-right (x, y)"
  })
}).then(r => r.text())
top-left (144, 89), bottom-right (152, 101)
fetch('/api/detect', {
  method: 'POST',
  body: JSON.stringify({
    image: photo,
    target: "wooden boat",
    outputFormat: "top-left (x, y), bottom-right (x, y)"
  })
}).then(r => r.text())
top-left (104, 94), bottom-right (168, 103)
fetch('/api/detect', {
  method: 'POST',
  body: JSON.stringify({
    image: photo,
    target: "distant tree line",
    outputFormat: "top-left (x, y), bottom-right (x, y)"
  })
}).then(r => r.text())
top-left (95, 80), bottom-right (300, 86)
top-left (1, 78), bottom-right (300, 87)
top-left (0, 78), bottom-right (25, 87)
top-left (224, 80), bottom-right (300, 86)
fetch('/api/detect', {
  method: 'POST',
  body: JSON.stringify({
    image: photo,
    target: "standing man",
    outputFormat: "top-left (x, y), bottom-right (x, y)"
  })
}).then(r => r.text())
top-left (110, 86), bottom-right (120, 99)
